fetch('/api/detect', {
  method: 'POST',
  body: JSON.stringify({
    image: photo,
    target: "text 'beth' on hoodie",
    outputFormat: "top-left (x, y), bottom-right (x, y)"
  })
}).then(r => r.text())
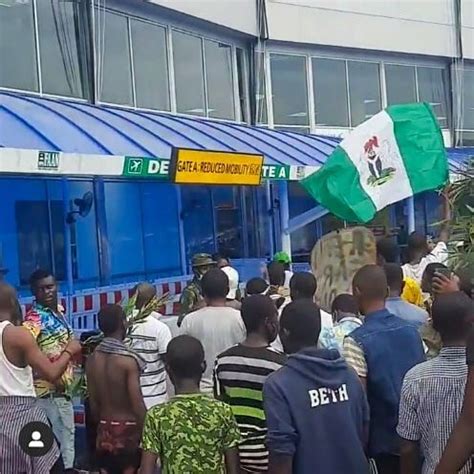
top-left (263, 347), bottom-right (370, 474)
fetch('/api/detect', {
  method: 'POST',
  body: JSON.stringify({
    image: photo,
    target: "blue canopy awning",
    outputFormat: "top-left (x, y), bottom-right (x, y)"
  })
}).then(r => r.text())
top-left (0, 91), bottom-right (469, 175)
top-left (0, 92), bottom-right (338, 167)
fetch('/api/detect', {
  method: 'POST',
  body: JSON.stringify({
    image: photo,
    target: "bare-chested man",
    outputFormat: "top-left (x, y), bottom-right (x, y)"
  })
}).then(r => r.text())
top-left (86, 304), bottom-right (146, 474)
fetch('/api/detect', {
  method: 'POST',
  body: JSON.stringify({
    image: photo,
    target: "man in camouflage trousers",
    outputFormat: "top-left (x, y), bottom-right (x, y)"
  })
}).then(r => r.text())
top-left (177, 253), bottom-right (216, 327)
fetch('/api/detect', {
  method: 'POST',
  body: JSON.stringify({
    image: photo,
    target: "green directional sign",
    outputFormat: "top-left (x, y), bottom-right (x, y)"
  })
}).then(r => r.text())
top-left (122, 157), bottom-right (170, 179)
top-left (261, 164), bottom-right (290, 180)
top-left (123, 157), bottom-right (293, 181)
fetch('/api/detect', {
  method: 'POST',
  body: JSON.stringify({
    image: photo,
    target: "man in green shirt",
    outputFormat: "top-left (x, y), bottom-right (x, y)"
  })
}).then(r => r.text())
top-left (140, 335), bottom-right (241, 474)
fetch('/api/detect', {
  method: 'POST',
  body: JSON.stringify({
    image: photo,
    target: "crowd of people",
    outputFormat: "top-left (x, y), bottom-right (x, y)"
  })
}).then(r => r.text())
top-left (0, 231), bottom-right (473, 474)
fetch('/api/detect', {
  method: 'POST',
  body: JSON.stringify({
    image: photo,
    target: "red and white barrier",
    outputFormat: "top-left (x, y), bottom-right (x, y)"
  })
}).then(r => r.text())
top-left (19, 276), bottom-right (191, 331)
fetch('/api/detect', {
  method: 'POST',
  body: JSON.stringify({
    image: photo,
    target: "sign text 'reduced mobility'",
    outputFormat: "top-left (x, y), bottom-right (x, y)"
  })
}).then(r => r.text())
top-left (171, 148), bottom-right (263, 185)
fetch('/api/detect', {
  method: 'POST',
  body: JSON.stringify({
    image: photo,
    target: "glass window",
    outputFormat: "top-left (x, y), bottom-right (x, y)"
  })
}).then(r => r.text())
top-left (104, 182), bottom-right (145, 281)
top-left (312, 58), bottom-right (349, 127)
top-left (270, 54), bottom-right (309, 125)
top-left (15, 198), bottom-right (55, 284)
top-left (385, 64), bottom-right (416, 106)
top-left (68, 181), bottom-right (100, 288)
top-left (423, 192), bottom-right (443, 235)
top-left (255, 52), bottom-right (267, 123)
top-left (288, 182), bottom-right (318, 260)
top-left (321, 213), bottom-right (345, 236)
top-left (213, 187), bottom-right (243, 258)
top-left (348, 61), bottom-right (381, 126)
top-left (236, 48), bottom-right (248, 122)
top-left (414, 193), bottom-right (428, 235)
top-left (417, 67), bottom-right (449, 128)
top-left (46, 180), bottom-right (100, 288)
top-left (36, 0), bottom-right (88, 98)
top-left (0, 1), bottom-right (38, 91)
top-left (172, 30), bottom-right (205, 116)
top-left (131, 19), bottom-right (170, 111)
top-left (96, 10), bottom-right (133, 105)
top-left (244, 187), bottom-right (266, 258)
top-left (274, 126), bottom-right (310, 134)
top-left (0, 178), bottom-right (64, 289)
top-left (459, 70), bottom-right (474, 130)
top-left (140, 183), bottom-right (181, 278)
top-left (181, 186), bottom-right (215, 262)
top-left (205, 40), bottom-right (235, 120)
top-left (104, 181), bottom-right (181, 283)
top-left (457, 131), bottom-right (474, 146)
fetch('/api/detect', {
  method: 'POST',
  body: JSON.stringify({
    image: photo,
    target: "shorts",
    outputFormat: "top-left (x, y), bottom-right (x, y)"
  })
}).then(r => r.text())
top-left (96, 420), bottom-right (141, 473)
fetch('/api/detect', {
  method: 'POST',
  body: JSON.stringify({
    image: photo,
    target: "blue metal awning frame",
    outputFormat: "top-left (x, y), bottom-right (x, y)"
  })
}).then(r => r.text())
top-left (0, 91), bottom-right (337, 168)
top-left (1, 92), bottom-right (470, 238)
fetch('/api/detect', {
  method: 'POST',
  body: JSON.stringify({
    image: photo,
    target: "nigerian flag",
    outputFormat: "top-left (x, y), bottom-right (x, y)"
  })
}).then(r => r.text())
top-left (302, 103), bottom-right (448, 223)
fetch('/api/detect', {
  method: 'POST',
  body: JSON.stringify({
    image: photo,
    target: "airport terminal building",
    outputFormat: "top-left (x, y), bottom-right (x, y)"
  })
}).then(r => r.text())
top-left (0, 0), bottom-right (473, 322)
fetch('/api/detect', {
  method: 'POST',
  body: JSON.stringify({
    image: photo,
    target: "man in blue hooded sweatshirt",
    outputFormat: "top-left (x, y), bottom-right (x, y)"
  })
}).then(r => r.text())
top-left (263, 299), bottom-right (370, 474)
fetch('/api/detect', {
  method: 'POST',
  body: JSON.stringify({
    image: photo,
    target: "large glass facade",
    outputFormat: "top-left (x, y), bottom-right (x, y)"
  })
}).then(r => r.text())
top-left (0, 178), bottom-right (100, 293)
top-left (103, 181), bottom-right (181, 283)
top-left (0, 2), bottom-right (461, 298)
top-left (0, 176), bottom-right (186, 292)
top-left (0, 3), bottom-right (453, 134)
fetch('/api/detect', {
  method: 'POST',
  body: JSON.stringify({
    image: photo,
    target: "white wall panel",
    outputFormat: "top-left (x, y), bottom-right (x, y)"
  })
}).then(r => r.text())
top-left (146, 0), bottom-right (258, 35)
top-left (461, 0), bottom-right (474, 59)
top-left (266, 0), bottom-right (458, 57)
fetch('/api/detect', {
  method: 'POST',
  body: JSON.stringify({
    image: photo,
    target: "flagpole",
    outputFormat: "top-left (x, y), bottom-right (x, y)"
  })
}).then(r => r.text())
top-left (407, 196), bottom-right (416, 234)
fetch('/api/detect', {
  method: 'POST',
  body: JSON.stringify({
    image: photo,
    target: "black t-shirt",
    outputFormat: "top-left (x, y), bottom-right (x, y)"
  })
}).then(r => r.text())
top-left (467, 327), bottom-right (474, 365)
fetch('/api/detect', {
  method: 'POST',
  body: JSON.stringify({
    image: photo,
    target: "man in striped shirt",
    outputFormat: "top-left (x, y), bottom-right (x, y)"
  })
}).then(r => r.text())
top-left (214, 295), bottom-right (286, 473)
top-left (398, 292), bottom-right (474, 474)
top-left (128, 283), bottom-right (172, 409)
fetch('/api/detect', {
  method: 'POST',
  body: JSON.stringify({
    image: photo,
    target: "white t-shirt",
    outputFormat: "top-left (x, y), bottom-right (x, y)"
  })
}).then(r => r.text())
top-left (180, 306), bottom-right (246, 394)
top-left (128, 312), bottom-right (172, 409)
top-left (271, 308), bottom-right (334, 353)
top-left (402, 242), bottom-right (448, 284)
top-left (284, 270), bottom-right (294, 288)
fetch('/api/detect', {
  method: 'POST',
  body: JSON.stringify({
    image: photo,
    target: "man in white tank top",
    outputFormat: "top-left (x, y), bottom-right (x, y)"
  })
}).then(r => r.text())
top-left (0, 282), bottom-right (81, 474)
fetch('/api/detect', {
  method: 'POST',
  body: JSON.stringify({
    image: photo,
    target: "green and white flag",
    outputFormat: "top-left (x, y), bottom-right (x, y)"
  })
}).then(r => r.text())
top-left (302, 103), bottom-right (448, 223)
